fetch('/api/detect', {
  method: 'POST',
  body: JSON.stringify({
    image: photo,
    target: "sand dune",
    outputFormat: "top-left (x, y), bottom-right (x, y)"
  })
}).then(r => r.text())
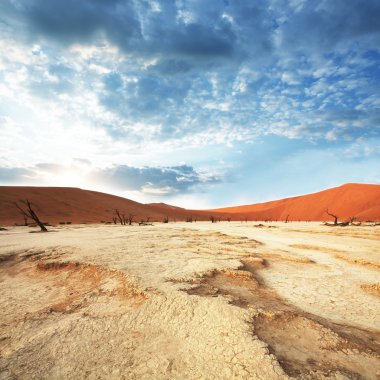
top-left (211, 183), bottom-right (380, 221)
top-left (0, 183), bottom-right (379, 226)
top-left (0, 186), bottom-right (211, 225)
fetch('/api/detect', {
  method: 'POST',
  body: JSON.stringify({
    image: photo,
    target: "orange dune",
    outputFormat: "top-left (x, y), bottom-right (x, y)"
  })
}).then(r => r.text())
top-left (210, 183), bottom-right (380, 222)
top-left (0, 183), bottom-right (379, 226)
top-left (0, 186), bottom-right (210, 225)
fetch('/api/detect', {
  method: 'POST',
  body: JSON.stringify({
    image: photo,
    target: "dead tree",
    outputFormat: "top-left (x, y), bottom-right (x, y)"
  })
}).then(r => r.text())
top-left (227, 217), bottom-right (231, 222)
top-left (128, 214), bottom-right (135, 225)
top-left (325, 209), bottom-right (338, 225)
top-left (210, 216), bottom-right (216, 223)
top-left (348, 216), bottom-right (361, 226)
top-left (139, 216), bottom-right (152, 226)
top-left (14, 200), bottom-right (48, 232)
top-left (285, 214), bottom-right (290, 223)
top-left (163, 216), bottom-right (169, 223)
top-left (325, 209), bottom-right (350, 226)
top-left (348, 216), bottom-right (359, 225)
top-left (115, 209), bottom-right (124, 225)
top-left (112, 217), bottom-right (117, 224)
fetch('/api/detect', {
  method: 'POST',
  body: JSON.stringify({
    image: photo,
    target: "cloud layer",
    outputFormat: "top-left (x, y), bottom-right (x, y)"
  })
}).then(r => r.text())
top-left (0, 162), bottom-right (220, 196)
top-left (0, 0), bottom-right (379, 202)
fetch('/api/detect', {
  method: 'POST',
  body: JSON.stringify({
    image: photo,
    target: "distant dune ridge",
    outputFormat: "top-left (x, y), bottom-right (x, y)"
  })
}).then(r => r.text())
top-left (211, 183), bottom-right (380, 222)
top-left (0, 183), bottom-right (379, 225)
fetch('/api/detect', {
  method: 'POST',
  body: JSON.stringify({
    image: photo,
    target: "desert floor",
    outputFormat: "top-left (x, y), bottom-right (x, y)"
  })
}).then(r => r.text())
top-left (0, 222), bottom-right (379, 380)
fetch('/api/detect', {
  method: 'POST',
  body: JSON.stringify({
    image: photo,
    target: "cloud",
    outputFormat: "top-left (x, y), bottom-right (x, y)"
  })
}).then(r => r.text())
top-left (0, 167), bottom-right (34, 182)
top-left (10, 0), bottom-right (141, 47)
top-left (91, 164), bottom-right (221, 195)
top-left (0, 0), bottom-right (240, 61)
top-left (274, 0), bottom-right (380, 55)
top-left (0, 0), bottom-right (379, 154)
top-left (0, 162), bottom-right (223, 197)
top-left (73, 158), bottom-right (91, 166)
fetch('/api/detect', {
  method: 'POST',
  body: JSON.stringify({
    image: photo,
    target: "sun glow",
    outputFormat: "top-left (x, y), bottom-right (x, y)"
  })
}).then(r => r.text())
top-left (35, 163), bottom-right (93, 189)
top-left (53, 170), bottom-right (87, 188)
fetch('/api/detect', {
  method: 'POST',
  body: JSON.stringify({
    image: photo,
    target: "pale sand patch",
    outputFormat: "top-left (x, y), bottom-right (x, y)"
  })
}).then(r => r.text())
top-left (289, 243), bottom-right (380, 269)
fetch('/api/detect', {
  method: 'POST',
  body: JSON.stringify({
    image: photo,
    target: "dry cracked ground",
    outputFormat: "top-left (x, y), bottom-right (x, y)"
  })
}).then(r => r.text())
top-left (0, 222), bottom-right (379, 380)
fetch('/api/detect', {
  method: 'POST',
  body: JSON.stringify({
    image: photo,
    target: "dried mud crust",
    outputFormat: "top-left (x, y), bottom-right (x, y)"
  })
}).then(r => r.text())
top-left (0, 252), bottom-right (146, 322)
top-left (1, 224), bottom-right (380, 380)
top-left (178, 258), bottom-right (380, 379)
top-left (36, 260), bottom-right (147, 302)
top-left (0, 244), bottom-right (284, 380)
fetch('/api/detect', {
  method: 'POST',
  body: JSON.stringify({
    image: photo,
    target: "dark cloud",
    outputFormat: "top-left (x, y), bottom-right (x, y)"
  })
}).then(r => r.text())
top-left (151, 59), bottom-right (192, 75)
top-left (91, 164), bottom-right (221, 195)
top-left (0, 0), bottom-right (271, 63)
top-left (0, 167), bottom-right (33, 182)
top-left (2, 0), bottom-right (379, 61)
top-left (276, 0), bottom-right (380, 54)
top-left (0, 163), bottom-right (222, 196)
top-left (17, 0), bottom-right (141, 46)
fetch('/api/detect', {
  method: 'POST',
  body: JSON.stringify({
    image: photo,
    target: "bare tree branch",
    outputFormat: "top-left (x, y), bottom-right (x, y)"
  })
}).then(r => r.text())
top-left (14, 200), bottom-right (48, 232)
top-left (115, 209), bottom-right (124, 225)
top-left (128, 214), bottom-right (134, 225)
top-left (326, 209), bottom-right (338, 225)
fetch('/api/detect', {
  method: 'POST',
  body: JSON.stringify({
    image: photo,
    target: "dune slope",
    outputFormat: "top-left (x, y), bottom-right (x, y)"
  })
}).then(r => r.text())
top-left (211, 183), bottom-right (380, 221)
top-left (0, 187), bottom-right (197, 225)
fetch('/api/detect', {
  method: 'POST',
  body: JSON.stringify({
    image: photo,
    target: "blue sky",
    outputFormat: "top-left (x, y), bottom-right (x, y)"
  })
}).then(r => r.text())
top-left (0, 0), bottom-right (379, 208)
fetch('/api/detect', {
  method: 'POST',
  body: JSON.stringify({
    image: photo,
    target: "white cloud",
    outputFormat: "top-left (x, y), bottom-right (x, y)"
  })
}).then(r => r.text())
top-left (281, 72), bottom-right (299, 85)
top-left (141, 183), bottom-right (176, 195)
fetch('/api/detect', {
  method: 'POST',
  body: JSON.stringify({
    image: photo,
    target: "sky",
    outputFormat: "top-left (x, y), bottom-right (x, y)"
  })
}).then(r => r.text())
top-left (0, 0), bottom-right (379, 208)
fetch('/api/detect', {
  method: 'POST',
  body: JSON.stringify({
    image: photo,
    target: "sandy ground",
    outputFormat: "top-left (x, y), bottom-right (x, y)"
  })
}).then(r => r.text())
top-left (0, 222), bottom-right (379, 380)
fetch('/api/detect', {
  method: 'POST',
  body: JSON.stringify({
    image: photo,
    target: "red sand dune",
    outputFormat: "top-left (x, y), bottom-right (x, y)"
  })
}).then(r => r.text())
top-left (0, 187), bottom-right (211, 225)
top-left (0, 183), bottom-right (379, 226)
top-left (210, 183), bottom-right (380, 222)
